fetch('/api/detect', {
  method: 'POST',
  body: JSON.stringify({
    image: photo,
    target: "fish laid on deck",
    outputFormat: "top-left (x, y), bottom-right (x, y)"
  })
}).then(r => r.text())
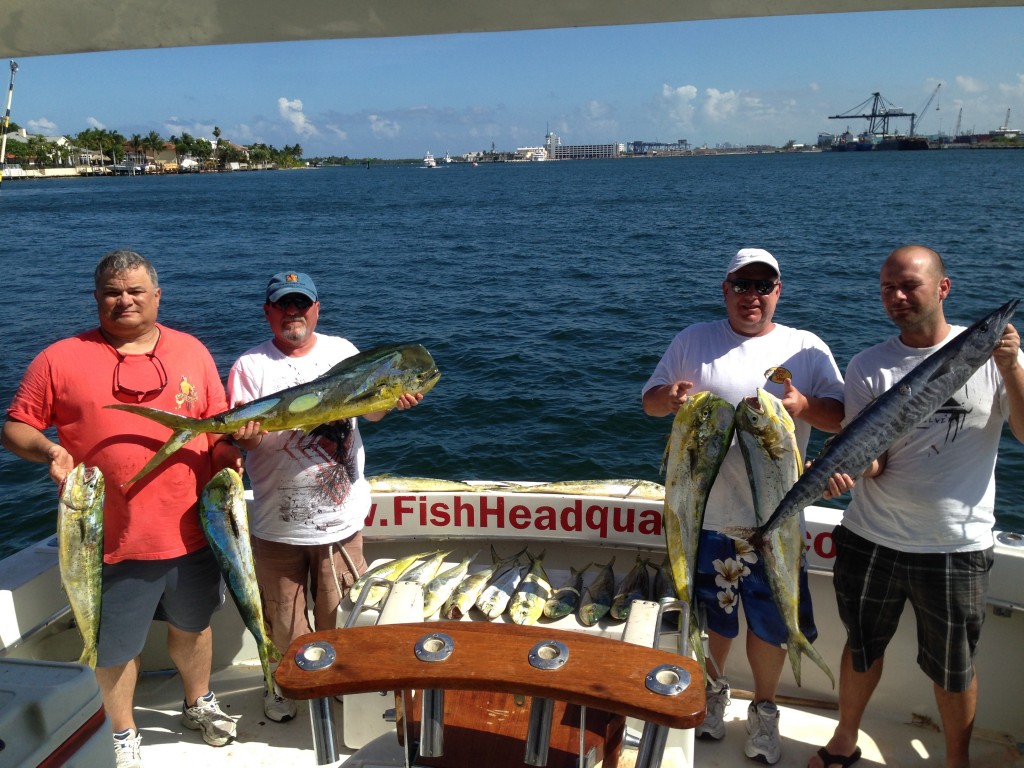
top-left (368, 474), bottom-right (481, 493)
top-left (423, 551), bottom-right (477, 618)
top-left (57, 463), bottom-right (104, 668)
top-left (578, 557), bottom-right (616, 627)
top-left (662, 391), bottom-right (736, 661)
top-left (610, 555), bottom-right (651, 621)
top-left (349, 550), bottom-right (438, 608)
top-left (543, 563), bottom-right (590, 620)
top-left (109, 343), bottom-right (440, 484)
top-left (735, 389), bottom-right (834, 688)
top-left (199, 468), bottom-right (279, 695)
top-left (507, 479), bottom-right (666, 501)
top-left (508, 550), bottom-right (552, 626)
top-left (755, 299), bottom-right (1018, 542)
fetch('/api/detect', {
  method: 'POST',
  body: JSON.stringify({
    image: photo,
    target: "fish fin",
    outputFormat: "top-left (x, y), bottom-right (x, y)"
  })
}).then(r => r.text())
top-left (78, 646), bottom-right (98, 669)
top-left (123, 429), bottom-right (199, 485)
top-left (790, 632), bottom-right (835, 689)
top-left (105, 403), bottom-right (199, 431)
top-left (720, 525), bottom-right (757, 546)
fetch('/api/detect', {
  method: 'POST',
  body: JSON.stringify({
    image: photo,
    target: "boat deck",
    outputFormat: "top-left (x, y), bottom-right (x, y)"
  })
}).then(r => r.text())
top-left (131, 660), bottom-right (1023, 768)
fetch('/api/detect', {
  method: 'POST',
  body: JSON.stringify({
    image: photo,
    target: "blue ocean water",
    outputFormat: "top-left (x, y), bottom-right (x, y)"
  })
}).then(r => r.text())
top-left (2, 150), bottom-right (1023, 560)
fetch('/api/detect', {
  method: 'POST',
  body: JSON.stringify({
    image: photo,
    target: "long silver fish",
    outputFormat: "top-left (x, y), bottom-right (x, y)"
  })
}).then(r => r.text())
top-left (736, 389), bottom-right (834, 688)
top-left (423, 551), bottom-right (478, 618)
top-left (506, 479), bottom-right (666, 501)
top-left (578, 557), bottom-right (616, 627)
top-left (543, 563), bottom-right (590, 619)
top-left (109, 343), bottom-right (440, 484)
top-left (368, 475), bottom-right (481, 493)
top-left (199, 468), bottom-right (279, 695)
top-left (662, 391), bottom-right (736, 660)
top-left (475, 559), bottom-right (524, 620)
top-left (610, 555), bottom-right (651, 621)
top-left (508, 550), bottom-right (552, 626)
top-left (57, 463), bottom-right (104, 668)
top-left (398, 549), bottom-right (452, 584)
top-left (756, 300), bottom-right (1018, 542)
top-left (349, 550), bottom-right (438, 608)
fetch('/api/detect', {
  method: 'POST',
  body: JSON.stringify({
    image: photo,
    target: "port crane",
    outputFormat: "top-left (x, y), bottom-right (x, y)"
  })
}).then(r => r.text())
top-left (829, 88), bottom-right (939, 137)
top-left (910, 83), bottom-right (942, 136)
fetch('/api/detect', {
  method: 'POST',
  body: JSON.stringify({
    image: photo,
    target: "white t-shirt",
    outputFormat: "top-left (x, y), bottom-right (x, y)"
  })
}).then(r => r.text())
top-left (227, 334), bottom-right (371, 545)
top-left (643, 319), bottom-right (845, 529)
top-left (842, 326), bottom-right (1015, 553)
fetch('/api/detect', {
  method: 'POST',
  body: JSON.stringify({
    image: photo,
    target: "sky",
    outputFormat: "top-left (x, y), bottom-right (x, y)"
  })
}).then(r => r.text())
top-left (6, 8), bottom-right (1024, 159)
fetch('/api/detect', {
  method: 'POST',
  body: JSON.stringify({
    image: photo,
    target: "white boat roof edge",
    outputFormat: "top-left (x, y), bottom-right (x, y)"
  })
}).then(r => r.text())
top-left (1, 0), bottom-right (1022, 59)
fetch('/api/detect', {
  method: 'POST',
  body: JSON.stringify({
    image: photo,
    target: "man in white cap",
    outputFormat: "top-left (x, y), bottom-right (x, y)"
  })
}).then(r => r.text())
top-left (642, 248), bottom-right (845, 765)
top-left (226, 270), bottom-right (423, 722)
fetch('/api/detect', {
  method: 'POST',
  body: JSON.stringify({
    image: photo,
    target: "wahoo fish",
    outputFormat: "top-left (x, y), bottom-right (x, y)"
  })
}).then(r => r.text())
top-left (476, 559), bottom-right (524, 620)
top-left (578, 557), bottom-right (616, 627)
top-left (199, 468), bottom-right (279, 695)
top-left (610, 555), bottom-right (651, 621)
top-left (57, 463), bottom-right (104, 668)
top-left (756, 300), bottom-right (1018, 542)
top-left (368, 475), bottom-right (481, 493)
top-left (109, 343), bottom-right (441, 484)
top-left (349, 550), bottom-right (439, 608)
top-left (423, 552), bottom-right (478, 618)
top-left (507, 479), bottom-right (666, 501)
top-left (735, 389), bottom-right (834, 688)
top-left (543, 563), bottom-right (590, 620)
top-left (508, 550), bottom-right (552, 626)
top-left (662, 391), bottom-right (735, 660)
top-left (442, 546), bottom-right (521, 619)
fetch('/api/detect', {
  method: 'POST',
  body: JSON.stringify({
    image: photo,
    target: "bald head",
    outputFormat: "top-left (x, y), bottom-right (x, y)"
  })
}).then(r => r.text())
top-left (883, 245), bottom-right (946, 282)
top-left (879, 244), bottom-right (952, 345)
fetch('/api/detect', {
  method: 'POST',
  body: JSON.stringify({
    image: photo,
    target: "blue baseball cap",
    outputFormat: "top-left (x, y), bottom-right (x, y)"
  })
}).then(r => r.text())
top-left (266, 271), bottom-right (318, 303)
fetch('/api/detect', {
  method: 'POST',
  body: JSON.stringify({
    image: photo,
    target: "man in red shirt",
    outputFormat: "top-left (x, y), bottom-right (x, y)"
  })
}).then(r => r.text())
top-left (3, 250), bottom-right (244, 768)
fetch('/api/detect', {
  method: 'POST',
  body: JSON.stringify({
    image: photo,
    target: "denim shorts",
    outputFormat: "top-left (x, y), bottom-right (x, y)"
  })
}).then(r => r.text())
top-left (695, 529), bottom-right (817, 647)
top-left (833, 525), bottom-right (992, 692)
top-left (96, 547), bottom-right (225, 668)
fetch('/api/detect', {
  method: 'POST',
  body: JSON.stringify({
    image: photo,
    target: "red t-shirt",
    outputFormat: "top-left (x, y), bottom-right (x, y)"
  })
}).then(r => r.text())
top-left (8, 324), bottom-right (228, 563)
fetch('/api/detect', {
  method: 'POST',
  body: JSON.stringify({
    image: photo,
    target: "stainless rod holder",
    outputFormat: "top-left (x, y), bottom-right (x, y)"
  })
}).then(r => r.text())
top-left (419, 688), bottom-right (445, 757)
top-left (524, 696), bottom-right (554, 765)
top-left (633, 722), bottom-right (670, 768)
top-left (307, 695), bottom-right (339, 765)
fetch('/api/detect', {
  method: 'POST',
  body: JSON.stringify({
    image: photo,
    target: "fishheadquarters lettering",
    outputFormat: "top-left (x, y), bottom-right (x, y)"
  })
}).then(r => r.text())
top-left (365, 494), bottom-right (663, 540)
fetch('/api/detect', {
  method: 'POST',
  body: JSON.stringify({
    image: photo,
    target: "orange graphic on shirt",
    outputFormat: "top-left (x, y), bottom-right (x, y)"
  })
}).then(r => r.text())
top-left (175, 376), bottom-right (198, 411)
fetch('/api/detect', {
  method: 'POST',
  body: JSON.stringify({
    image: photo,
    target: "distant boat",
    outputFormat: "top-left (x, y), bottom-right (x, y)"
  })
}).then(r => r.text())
top-left (443, 152), bottom-right (453, 164)
top-left (423, 152), bottom-right (436, 168)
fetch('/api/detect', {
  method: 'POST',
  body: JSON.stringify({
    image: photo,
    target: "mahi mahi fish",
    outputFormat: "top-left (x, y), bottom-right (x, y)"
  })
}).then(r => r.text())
top-left (57, 463), bottom-right (105, 668)
top-left (506, 479), bottom-right (666, 501)
top-left (508, 550), bottom-right (552, 626)
top-left (543, 563), bottom-right (591, 620)
top-left (476, 559), bottom-right (525, 620)
top-left (610, 555), bottom-right (651, 621)
top-left (423, 551), bottom-right (478, 618)
top-left (199, 468), bottom-right (279, 695)
top-left (578, 557), bottom-right (616, 627)
top-left (755, 299), bottom-right (1019, 543)
top-left (662, 391), bottom-right (736, 662)
top-left (735, 389), bottom-right (835, 688)
top-left (349, 550), bottom-right (439, 608)
top-left (109, 343), bottom-right (441, 484)
top-left (441, 546), bottom-right (522, 620)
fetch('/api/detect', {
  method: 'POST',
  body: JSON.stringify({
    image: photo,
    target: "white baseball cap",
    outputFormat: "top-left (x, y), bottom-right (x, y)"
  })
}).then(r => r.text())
top-left (725, 248), bottom-right (780, 279)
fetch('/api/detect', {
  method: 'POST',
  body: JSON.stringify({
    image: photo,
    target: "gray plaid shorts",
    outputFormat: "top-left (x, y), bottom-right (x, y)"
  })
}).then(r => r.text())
top-left (832, 525), bottom-right (992, 692)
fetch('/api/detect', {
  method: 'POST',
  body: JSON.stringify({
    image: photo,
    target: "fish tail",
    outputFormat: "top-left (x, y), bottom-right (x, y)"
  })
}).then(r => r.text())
top-left (124, 429), bottom-right (198, 484)
top-left (78, 644), bottom-right (98, 669)
top-left (106, 403), bottom-right (201, 431)
top-left (790, 631), bottom-right (835, 689)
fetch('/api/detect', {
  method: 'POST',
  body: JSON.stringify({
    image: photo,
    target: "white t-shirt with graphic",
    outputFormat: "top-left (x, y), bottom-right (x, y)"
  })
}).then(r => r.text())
top-left (227, 334), bottom-right (371, 545)
top-left (842, 326), bottom-right (1014, 553)
top-left (643, 318), bottom-right (845, 529)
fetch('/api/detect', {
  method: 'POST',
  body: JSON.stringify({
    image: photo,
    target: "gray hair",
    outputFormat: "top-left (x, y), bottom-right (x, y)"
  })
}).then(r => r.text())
top-left (93, 249), bottom-right (159, 290)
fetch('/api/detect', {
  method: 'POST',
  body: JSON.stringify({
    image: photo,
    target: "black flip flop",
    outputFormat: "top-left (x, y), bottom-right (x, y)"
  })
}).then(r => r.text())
top-left (816, 746), bottom-right (862, 768)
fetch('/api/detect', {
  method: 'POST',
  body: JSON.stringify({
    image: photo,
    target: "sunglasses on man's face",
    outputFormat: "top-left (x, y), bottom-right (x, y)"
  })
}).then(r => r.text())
top-left (271, 295), bottom-right (314, 311)
top-left (726, 278), bottom-right (779, 296)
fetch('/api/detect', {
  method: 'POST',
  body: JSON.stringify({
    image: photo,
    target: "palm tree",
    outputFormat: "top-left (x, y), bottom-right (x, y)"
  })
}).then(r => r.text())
top-left (143, 130), bottom-right (164, 169)
top-left (212, 126), bottom-right (221, 169)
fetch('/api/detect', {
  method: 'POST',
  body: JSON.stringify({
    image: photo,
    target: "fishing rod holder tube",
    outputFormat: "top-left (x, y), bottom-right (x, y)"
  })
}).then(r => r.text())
top-left (293, 641), bottom-right (339, 765)
top-left (415, 632), bottom-right (453, 757)
top-left (523, 640), bottom-right (569, 765)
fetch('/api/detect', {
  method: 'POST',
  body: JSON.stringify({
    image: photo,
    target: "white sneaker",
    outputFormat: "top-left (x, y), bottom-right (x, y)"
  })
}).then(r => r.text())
top-left (112, 728), bottom-right (143, 768)
top-left (744, 700), bottom-right (781, 764)
top-left (695, 677), bottom-right (730, 740)
top-left (181, 691), bottom-right (237, 746)
top-left (264, 688), bottom-right (298, 722)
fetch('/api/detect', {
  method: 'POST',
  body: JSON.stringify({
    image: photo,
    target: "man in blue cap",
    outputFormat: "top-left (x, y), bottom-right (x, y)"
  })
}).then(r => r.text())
top-left (226, 271), bottom-right (422, 721)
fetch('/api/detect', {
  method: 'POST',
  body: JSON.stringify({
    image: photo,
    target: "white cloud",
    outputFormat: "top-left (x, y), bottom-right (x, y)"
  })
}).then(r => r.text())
top-left (278, 97), bottom-right (319, 138)
top-left (86, 116), bottom-right (105, 129)
top-left (998, 73), bottom-right (1024, 100)
top-left (703, 88), bottom-right (740, 122)
top-left (326, 125), bottom-right (349, 142)
top-left (27, 118), bottom-right (58, 134)
top-left (661, 84), bottom-right (698, 125)
top-left (368, 114), bottom-right (400, 139)
top-left (955, 75), bottom-right (987, 94)
top-left (809, 82), bottom-right (821, 93)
